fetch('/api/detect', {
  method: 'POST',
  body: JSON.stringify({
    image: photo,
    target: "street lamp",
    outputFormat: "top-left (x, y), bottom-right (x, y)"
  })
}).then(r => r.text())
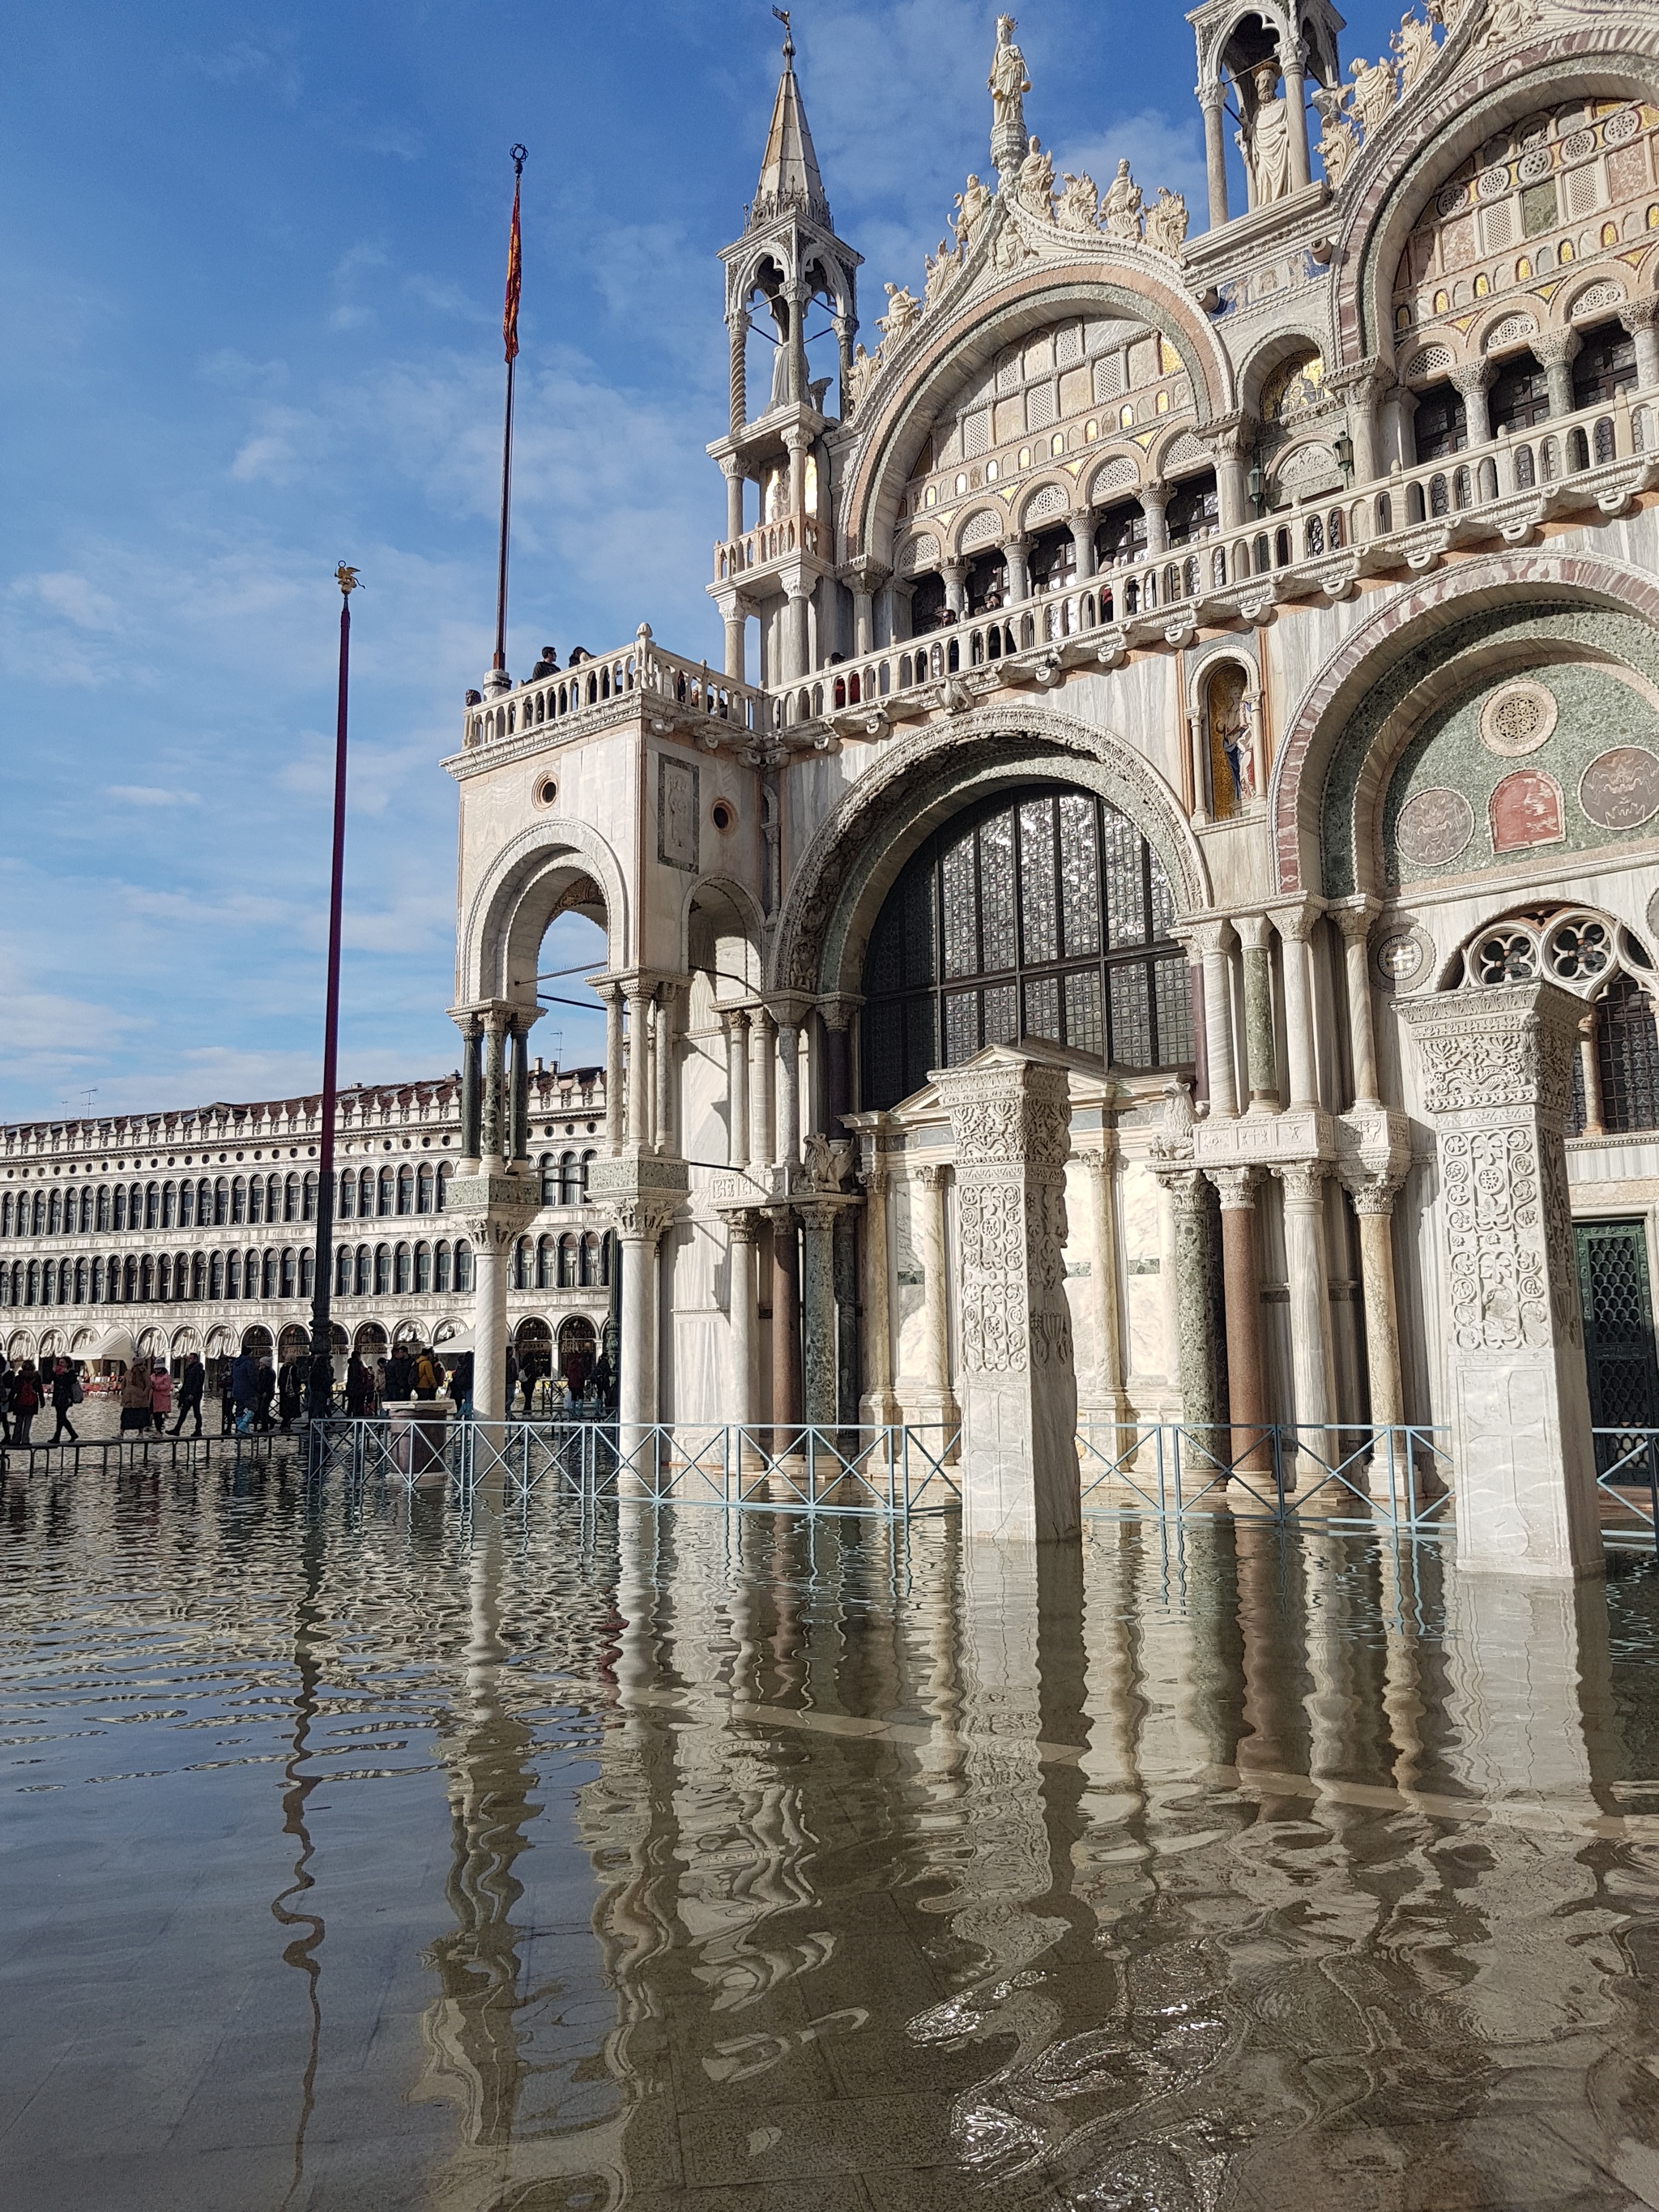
top-left (308, 564), bottom-right (360, 1424)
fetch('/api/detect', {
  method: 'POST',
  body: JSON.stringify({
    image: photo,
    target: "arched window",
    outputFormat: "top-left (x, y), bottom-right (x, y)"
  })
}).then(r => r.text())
top-left (1598, 974), bottom-right (1659, 1134)
top-left (339, 1171), bottom-right (354, 1220)
top-left (179, 1181), bottom-right (194, 1228)
top-left (580, 1232), bottom-right (603, 1287)
top-left (417, 1164), bottom-right (434, 1214)
top-left (145, 1183), bottom-right (160, 1229)
top-left (48, 1189), bottom-right (62, 1236)
top-left (579, 1151), bottom-right (595, 1202)
top-left (378, 1168), bottom-right (394, 1217)
top-left (397, 1165), bottom-right (414, 1215)
top-left (394, 1244), bottom-right (411, 1294)
top-left (192, 1253), bottom-right (206, 1299)
top-left (211, 1252), bottom-right (225, 1298)
top-left (74, 1258), bottom-right (87, 1303)
top-left (280, 1249), bottom-right (296, 1298)
top-left (139, 1255), bottom-right (153, 1301)
top-left (25, 1262), bottom-right (38, 1305)
top-left (535, 1234), bottom-right (554, 1291)
top-left (157, 1254), bottom-right (172, 1301)
top-left (558, 1233), bottom-right (578, 1288)
top-left (360, 1167), bottom-right (375, 1216)
top-left (416, 1242), bottom-right (432, 1292)
top-left (437, 1163), bottom-right (450, 1212)
top-left (263, 1250), bottom-right (279, 1299)
top-left (539, 1153), bottom-right (559, 1205)
top-left (300, 1249), bottom-right (313, 1297)
top-left (356, 1246), bottom-right (372, 1296)
top-left (861, 786), bottom-right (1192, 1109)
top-left (435, 1241), bottom-right (452, 1292)
top-left (559, 1151), bottom-right (579, 1203)
top-left (248, 1175), bottom-right (264, 1226)
top-left (284, 1174), bottom-right (300, 1223)
top-left (374, 1245), bottom-right (390, 1295)
top-left (231, 1176), bottom-right (247, 1226)
top-left (303, 1171), bottom-right (318, 1221)
top-left (161, 1182), bottom-right (177, 1228)
top-left (335, 1247), bottom-right (351, 1296)
top-left (97, 1185), bottom-right (111, 1231)
top-left (225, 1251), bottom-right (241, 1299)
top-left (454, 1239), bottom-right (471, 1292)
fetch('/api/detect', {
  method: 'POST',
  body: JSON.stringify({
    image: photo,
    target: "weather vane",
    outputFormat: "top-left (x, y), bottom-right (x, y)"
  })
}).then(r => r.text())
top-left (772, 6), bottom-right (794, 59)
top-left (335, 563), bottom-right (360, 596)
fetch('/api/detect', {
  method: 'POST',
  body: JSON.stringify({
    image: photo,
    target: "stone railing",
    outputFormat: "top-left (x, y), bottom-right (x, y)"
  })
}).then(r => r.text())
top-left (461, 633), bottom-right (769, 754)
top-left (714, 515), bottom-right (823, 581)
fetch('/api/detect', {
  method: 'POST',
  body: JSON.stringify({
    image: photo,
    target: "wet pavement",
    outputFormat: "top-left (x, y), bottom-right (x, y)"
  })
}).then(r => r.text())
top-left (6, 1461), bottom-right (1659, 2210)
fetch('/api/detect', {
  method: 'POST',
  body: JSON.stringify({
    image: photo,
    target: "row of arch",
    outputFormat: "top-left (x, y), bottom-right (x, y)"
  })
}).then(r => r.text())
top-left (0, 1237), bottom-right (477, 1310)
top-left (511, 1231), bottom-right (612, 1292)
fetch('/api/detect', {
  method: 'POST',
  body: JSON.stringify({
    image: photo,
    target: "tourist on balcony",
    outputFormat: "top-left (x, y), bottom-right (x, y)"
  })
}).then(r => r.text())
top-left (120, 1356), bottom-right (152, 1435)
top-left (149, 1361), bottom-right (173, 1435)
top-left (11, 1360), bottom-right (41, 1447)
top-left (529, 645), bottom-right (560, 679)
top-left (49, 1360), bottom-right (79, 1446)
top-left (171, 1354), bottom-right (205, 1439)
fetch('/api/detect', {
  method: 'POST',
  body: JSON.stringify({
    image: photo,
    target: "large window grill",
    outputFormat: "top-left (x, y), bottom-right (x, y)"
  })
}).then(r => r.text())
top-left (861, 786), bottom-right (1192, 1109)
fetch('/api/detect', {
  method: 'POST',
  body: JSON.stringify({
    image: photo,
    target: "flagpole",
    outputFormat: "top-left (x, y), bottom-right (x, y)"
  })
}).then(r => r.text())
top-left (307, 563), bottom-right (360, 1425)
top-left (493, 143), bottom-right (527, 677)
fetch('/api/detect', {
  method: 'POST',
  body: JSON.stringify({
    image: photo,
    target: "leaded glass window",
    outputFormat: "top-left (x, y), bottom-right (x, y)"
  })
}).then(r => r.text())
top-left (861, 785), bottom-right (1191, 1109)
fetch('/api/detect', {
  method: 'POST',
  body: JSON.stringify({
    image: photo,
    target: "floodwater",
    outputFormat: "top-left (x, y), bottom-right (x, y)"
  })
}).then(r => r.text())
top-left (8, 1473), bottom-right (1659, 2212)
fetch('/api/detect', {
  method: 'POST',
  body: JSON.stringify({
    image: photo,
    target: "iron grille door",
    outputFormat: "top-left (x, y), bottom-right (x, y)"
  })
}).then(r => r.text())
top-left (1575, 1219), bottom-right (1659, 1475)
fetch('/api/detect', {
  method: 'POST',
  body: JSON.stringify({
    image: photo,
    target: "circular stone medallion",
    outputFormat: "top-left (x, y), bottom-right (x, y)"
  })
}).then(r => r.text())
top-left (1479, 678), bottom-right (1558, 758)
top-left (1373, 928), bottom-right (1431, 990)
top-left (1580, 745), bottom-right (1659, 832)
top-left (1395, 787), bottom-right (1475, 868)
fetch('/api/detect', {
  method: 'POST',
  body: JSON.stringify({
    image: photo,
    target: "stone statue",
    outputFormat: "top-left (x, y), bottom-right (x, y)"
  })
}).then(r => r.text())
top-left (1056, 171), bottom-right (1101, 233)
top-left (878, 282), bottom-right (922, 344)
top-left (923, 237), bottom-right (962, 310)
top-left (1316, 113), bottom-right (1360, 186)
top-left (1482, 0), bottom-right (1539, 43)
top-left (1392, 8), bottom-right (1439, 89)
top-left (802, 1131), bottom-right (855, 1192)
top-left (1016, 135), bottom-right (1055, 219)
top-left (843, 342), bottom-right (880, 416)
top-left (1240, 61), bottom-right (1295, 205)
top-left (1152, 1078), bottom-right (1196, 1159)
top-left (987, 15), bottom-right (1030, 138)
top-left (1101, 158), bottom-right (1143, 241)
top-left (1144, 186), bottom-right (1189, 254)
top-left (953, 173), bottom-right (993, 248)
top-left (1348, 53), bottom-right (1399, 142)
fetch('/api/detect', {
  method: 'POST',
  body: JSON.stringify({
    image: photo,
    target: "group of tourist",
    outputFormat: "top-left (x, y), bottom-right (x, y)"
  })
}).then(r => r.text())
top-left (0, 1355), bottom-right (86, 1446)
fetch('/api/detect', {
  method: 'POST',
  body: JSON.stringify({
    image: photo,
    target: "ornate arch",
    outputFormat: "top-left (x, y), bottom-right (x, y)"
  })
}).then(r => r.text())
top-left (771, 702), bottom-right (1210, 997)
top-left (459, 816), bottom-right (629, 1007)
top-left (1267, 551), bottom-right (1659, 897)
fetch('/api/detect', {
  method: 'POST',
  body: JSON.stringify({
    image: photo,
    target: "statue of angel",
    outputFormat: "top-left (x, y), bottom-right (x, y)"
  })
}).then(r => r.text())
top-left (878, 283), bottom-right (922, 344)
top-left (1348, 53), bottom-right (1399, 142)
top-left (1056, 171), bottom-right (1101, 233)
top-left (1101, 159), bottom-right (1144, 241)
top-left (842, 342), bottom-right (881, 416)
top-left (1144, 186), bottom-right (1189, 254)
top-left (953, 173), bottom-right (993, 248)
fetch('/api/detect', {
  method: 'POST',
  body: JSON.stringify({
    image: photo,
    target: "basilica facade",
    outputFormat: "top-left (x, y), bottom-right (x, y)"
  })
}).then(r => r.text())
top-left (441, 0), bottom-right (1659, 1572)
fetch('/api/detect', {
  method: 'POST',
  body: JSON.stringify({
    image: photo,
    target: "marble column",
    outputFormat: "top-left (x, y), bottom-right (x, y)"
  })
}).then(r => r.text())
top-left (723, 599), bottom-right (747, 685)
top-left (774, 1014), bottom-right (802, 1172)
top-left (1620, 296), bottom-right (1659, 393)
top-left (1579, 1014), bottom-right (1606, 1138)
top-left (448, 1150), bottom-right (539, 1428)
top-left (1537, 328), bottom-right (1582, 421)
top-left (1081, 1141), bottom-right (1130, 1424)
top-left (1276, 1161), bottom-right (1335, 1445)
top-left (1274, 902), bottom-right (1321, 1112)
top-left (785, 584), bottom-right (812, 685)
top-left (507, 1019), bottom-right (532, 1165)
top-left (480, 1008), bottom-right (508, 1165)
top-left (458, 1018), bottom-right (482, 1168)
top-left (913, 1164), bottom-right (956, 1425)
top-left (616, 1204), bottom-right (670, 1434)
top-left (1346, 1173), bottom-right (1404, 1431)
top-left (724, 1009), bottom-right (750, 1171)
top-left (654, 984), bottom-right (679, 1156)
top-left (1280, 38), bottom-right (1311, 192)
top-left (625, 981), bottom-right (652, 1149)
top-left (852, 589), bottom-right (875, 656)
top-left (1340, 363), bottom-right (1388, 485)
top-left (1213, 421), bottom-right (1249, 532)
top-left (1068, 508), bottom-right (1096, 581)
top-left (1002, 535), bottom-right (1030, 604)
top-left (1452, 361), bottom-right (1495, 450)
top-left (600, 983), bottom-right (625, 1156)
top-left (749, 1006), bottom-right (776, 1172)
top-left (722, 455), bottom-right (744, 542)
top-left (1397, 980), bottom-right (1601, 1578)
top-left (1157, 1166), bottom-right (1222, 1431)
top-left (1236, 915), bottom-right (1281, 1111)
top-left (1201, 86), bottom-right (1229, 228)
top-left (1192, 920), bottom-right (1238, 1120)
top-left (800, 1199), bottom-right (846, 1427)
top-left (1141, 485), bottom-right (1170, 556)
top-left (725, 1209), bottom-right (760, 1435)
top-left (935, 1056), bottom-right (1081, 1544)
top-left (1333, 900), bottom-right (1380, 1107)
top-left (942, 560), bottom-right (968, 618)
top-left (770, 1208), bottom-right (803, 1441)
top-left (859, 1155), bottom-right (900, 1425)
top-left (1211, 1167), bottom-right (1268, 1469)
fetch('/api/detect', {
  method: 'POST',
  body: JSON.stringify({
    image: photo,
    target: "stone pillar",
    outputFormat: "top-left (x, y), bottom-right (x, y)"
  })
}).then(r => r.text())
top-left (1276, 1161), bottom-right (1335, 1440)
top-left (1213, 421), bottom-right (1249, 532)
top-left (508, 1020), bottom-right (532, 1165)
top-left (1273, 902), bottom-right (1321, 1112)
top-left (774, 1013), bottom-right (802, 1172)
top-left (784, 584), bottom-right (812, 684)
top-left (1068, 509), bottom-right (1096, 581)
top-left (727, 310), bottom-right (748, 435)
top-left (1002, 535), bottom-right (1030, 604)
top-left (1536, 328), bottom-right (1582, 421)
top-left (1345, 1174), bottom-right (1405, 1430)
top-left (800, 1199), bottom-right (846, 1426)
top-left (942, 559), bottom-right (968, 618)
top-left (1579, 1014), bottom-right (1606, 1138)
top-left (1333, 901), bottom-right (1381, 1107)
top-left (725, 1209), bottom-right (760, 1433)
top-left (859, 1154), bottom-right (899, 1425)
top-left (1192, 921), bottom-right (1238, 1120)
top-left (1157, 1166), bottom-right (1222, 1430)
top-left (458, 1017), bottom-right (482, 1168)
top-left (448, 1170), bottom-right (540, 1427)
top-left (1280, 39), bottom-right (1312, 192)
top-left (616, 1206), bottom-right (667, 1432)
top-left (724, 1009), bottom-right (750, 1170)
top-left (1209, 1170), bottom-right (1265, 1458)
top-left (1236, 915), bottom-right (1281, 1111)
top-left (749, 1006), bottom-right (775, 1170)
top-left (1397, 981), bottom-right (1601, 1578)
top-left (913, 1163), bottom-right (957, 1424)
top-left (625, 980), bottom-right (652, 1148)
top-left (721, 455), bottom-right (744, 540)
top-left (654, 984), bottom-right (679, 1156)
top-left (853, 588), bottom-right (875, 655)
top-left (1620, 296), bottom-right (1659, 393)
top-left (770, 1208), bottom-right (803, 1440)
top-left (1339, 364), bottom-right (1388, 485)
top-left (480, 1008), bottom-right (508, 1166)
top-left (1141, 485), bottom-right (1170, 556)
top-left (833, 1211), bottom-right (859, 1426)
top-left (1081, 1142), bottom-right (1130, 1424)
top-left (819, 998), bottom-right (856, 1132)
top-left (935, 1056), bottom-right (1081, 1545)
top-left (1451, 361), bottom-right (1495, 450)
top-left (1201, 85), bottom-right (1229, 228)
top-left (600, 983), bottom-right (625, 1156)
top-left (723, 600), bottom-right (747, 686)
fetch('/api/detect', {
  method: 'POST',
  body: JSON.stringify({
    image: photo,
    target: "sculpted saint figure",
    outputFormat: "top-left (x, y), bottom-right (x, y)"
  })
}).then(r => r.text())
top-left (1056, 171), bottom-right (1101, 233)
top-left (1240, 61), bottom-right (1295, 204)
top-left (878, 283), bottom-right (921, 344)
top-left (1347, 53), bottom-right (1398, 141)
top-left (953, 173), bottom-right (993, 247)
top-left (1017, 135), bottom-right (1056, 218)
top-left (843, 343), bottom-right (880, 415)
top-left (1144, 186), bottom-right (1190, 254)
top-left (1391, 9), bottom-right (1438, 89)
top-left (1482, 0), bottom-right (1539, 43)
top-left (987, 15), bottom-right (1030, 135)
top-left (1101, 159), bottom-right (1144, 241)
top-left (923, 238), bottom-right (962, 310)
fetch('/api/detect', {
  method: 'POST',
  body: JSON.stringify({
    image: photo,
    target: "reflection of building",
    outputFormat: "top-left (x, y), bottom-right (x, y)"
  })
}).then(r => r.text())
top-left (0, 1066), bottom-right (609, 1378)
top-left (448, 3), bottom-right (1659, 1566)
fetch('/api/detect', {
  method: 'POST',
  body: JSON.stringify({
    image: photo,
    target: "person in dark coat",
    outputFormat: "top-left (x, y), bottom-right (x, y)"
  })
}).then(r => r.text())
top-left (448, 1352), bottom-right (474, 1419)
top-left (171, 1354), bottom-right (206, 1439)
top-left (277, 1359), bottom-right (303, 1434)
top-left (231, 1351), bottom-right (257, 1434)
top-left (49, 1359), bottom-right (79, 1445)
top-left (253, 1357), bottom-right (276, 1432)
top-left (385, 1347), bottom-right (413, 1402)
top-left (12, 1361), bottom-right (41, 1446)
top-left (344, 1356), bottom-right (372, 1417)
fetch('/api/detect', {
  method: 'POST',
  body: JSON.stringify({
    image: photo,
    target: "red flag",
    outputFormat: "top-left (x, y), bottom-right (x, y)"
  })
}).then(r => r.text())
top-left (502, 172), bottom-right (522, 364)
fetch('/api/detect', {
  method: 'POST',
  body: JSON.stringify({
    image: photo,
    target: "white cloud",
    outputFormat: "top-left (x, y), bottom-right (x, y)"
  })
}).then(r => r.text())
top-left (106, 786), bottom-right (202, 809)
top-left (197, 348), bottom-right (288, 394)
top-left (12, 570), bottom-right (121, 633)
top-left (328, 242), bottom-right (390, 333)
top-left (229, 404), bottom-right (325, 485)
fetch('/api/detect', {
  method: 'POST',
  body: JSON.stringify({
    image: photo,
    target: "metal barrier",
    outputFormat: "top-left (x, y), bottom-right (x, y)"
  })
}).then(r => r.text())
top-left (0, 1425), bottom-right (294, 1475)
top-left (1078, 1424), bottom-right (1455, 1535)
top-left (1593, 1429), bottom-right (1659, 1554)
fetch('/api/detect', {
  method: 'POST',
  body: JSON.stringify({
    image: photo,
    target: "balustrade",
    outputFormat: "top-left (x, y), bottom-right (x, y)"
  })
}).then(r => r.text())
top-left (463, 639), bottom-right (768, 751)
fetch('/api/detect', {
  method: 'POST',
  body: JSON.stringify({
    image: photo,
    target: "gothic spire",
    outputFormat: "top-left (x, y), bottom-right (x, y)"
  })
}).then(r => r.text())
top-left (750, 11), bottom-right (831, 231)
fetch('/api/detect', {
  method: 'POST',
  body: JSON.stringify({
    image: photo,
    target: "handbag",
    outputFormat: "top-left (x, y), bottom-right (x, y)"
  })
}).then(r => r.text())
top-left (70, 1379), bottom-right (84, 1406)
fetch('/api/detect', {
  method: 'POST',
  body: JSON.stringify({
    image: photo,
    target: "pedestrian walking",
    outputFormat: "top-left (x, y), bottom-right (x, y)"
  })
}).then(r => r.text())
top-left (449, 1351), bottom-right (475, 1420)
top-left (120, 1356), bottom-right (152, 1434)
top-left (172, 1354), bottom-right (206, 1439)
top-left (12, 1361), bottom-right (41, 1446)
top-left (254, 1357), bottom-right (276, 1433)
top-left (150, 1361), bottom-right (173, 1434)
top-left (385, 1346), bottom-right (413, 1403)
top-left (277, 1359), bottom-right (302, 1434)
top-left (412, 1347), bottom-right (438, 1402)
top-left (344, 1354), bottom-right (372, 1417)
top-left (48, 1358), bottom-right (80, 1445)
top-left (231, 1349), bottom-right (256, 1434)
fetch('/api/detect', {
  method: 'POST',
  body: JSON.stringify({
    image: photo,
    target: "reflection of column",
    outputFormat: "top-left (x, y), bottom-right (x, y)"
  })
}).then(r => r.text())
top-left (1397, 980), bottom-right (1601, 1576)
top-left (625, 981), bottom-right (652, 1149)
top-left (1276, 1161), bottom-right (1333, 1440)
top-left (1236, 915), bottom-right (1280, 1111)
top-left (1274, 902), bottom-right (1321, 1112)
top-left (1081, 1142), bottom-right (1130, 1423)
top-left (724, 1009), bottom-right (750, 1170)
top-left (1332, 900), bottom-right (1380, 1107)
top-left (859, 1156), bottom-right (899, 1425)
top-left (799, 1200), bottom-right (842, 1426)
top-left (913, 1164), bottom-right (955, 1419)
top-left (725, 1210), bottom-right (759, 1433)
top-left (936, 1058), bottom-right (1080, 1544)
top-left (600, 984), bottom-right (624, 1156)
top-left (1346, 1174), bottom-right (1404, 1430)
top-left (1211, 1168), bottom-right (1268, 1467)
top-left (770, 1209), bottom-right (802, 1438)
top-left (1201, 86), bottom-right (1229, 228)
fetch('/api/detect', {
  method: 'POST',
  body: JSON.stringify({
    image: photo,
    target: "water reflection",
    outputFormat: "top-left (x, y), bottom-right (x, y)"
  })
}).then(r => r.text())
top-left (6, 1463), bottom-right (1659, 2210)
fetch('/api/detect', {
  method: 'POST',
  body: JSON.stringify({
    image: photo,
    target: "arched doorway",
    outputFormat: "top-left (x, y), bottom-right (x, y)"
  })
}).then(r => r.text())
top-left (354, 1322), bottom-right (388, 1362)
top-left (277, 1323), bottom-right (309, 1364)
top-left (558, 1316), bottom-right (598, 1394)
top-left (861, 784), bottom-right (1193, 1108)
top-left (515, 1317), bottom-right (552, 1413)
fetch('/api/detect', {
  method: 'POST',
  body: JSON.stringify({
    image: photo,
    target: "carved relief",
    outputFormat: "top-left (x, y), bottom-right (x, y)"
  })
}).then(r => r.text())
top-left (1440, 1125), bottom-right (1549, 1352)
top-left (956, 1178), bottom-right (1029, 1373)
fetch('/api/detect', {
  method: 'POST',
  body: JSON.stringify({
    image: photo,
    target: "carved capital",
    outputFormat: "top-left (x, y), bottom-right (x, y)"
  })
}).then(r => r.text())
top-left (915, 1162), bottom-right (949, 1192)
top-left (1274, 1160), bottom-right (1328, 1206)
top-left (1619, 297), bottom-right (1659, 335)
top-left (1208, 1164), bottom-right (1260, 1211)
top-left (1271, 896), bottom-right (1324, 946)
top-left (1330, 895), bottom-right (1380, 945)
top-left (723, 1207), bottom-right (763, 1246)
top-left (1450, 360), bottom-right (1495, 397)
top-left (1342, 1170), bottom-right (1402, 1217)
top-left (1533, 327), bottom-right (1582, 368)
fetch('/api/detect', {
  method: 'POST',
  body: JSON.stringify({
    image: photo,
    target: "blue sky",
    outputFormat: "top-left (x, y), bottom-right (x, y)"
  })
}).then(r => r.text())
top-left (1, 0), bottom-right (1402, 1124)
